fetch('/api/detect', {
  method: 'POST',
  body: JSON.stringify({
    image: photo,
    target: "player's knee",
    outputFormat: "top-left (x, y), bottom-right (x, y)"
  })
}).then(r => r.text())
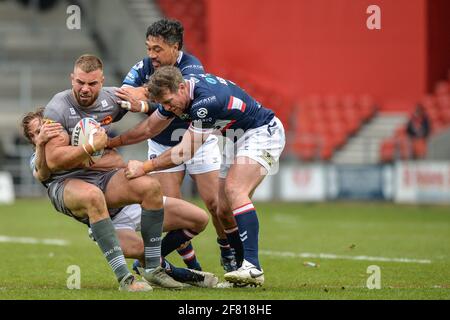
top-left (194, 209), bottom-right (209, 233)
top-left (79, 186), bottom-right (107, 215)
top-left (141, 177), bottom-right (163, 207)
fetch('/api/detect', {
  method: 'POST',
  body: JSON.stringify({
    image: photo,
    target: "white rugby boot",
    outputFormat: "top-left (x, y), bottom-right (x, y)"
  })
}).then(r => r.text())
top-left (224, 259), bottom-right (264, 287)
top-left (119, 273), bottom-right (153, 292)
top-left (142, 266), bottom-right (185, 289)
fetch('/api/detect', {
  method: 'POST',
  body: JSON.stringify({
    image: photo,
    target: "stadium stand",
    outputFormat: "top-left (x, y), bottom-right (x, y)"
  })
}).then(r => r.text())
top-left (380, 76), bottom-right (450, 162)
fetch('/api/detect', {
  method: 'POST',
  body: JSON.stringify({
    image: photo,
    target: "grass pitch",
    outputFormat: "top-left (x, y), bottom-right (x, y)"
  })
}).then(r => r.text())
top-left (0, 199), bottom-right (449, 300)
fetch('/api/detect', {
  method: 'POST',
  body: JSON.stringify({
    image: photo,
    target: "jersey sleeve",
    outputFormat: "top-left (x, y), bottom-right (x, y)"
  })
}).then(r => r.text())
top-left (103, 87), bottom-right (128, 121)
top-left (122, 59), bottom-right (147, 87)
top-left (156, 104), bottom-right (175, 119)
top-left (43, 95), bottom-right (67, 129)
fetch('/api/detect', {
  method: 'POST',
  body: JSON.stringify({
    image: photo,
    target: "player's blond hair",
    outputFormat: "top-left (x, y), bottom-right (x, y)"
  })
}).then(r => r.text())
top-left (74, 54), bottom-right (103, 73)
top-left (147, 66), bottom-right (184, 100)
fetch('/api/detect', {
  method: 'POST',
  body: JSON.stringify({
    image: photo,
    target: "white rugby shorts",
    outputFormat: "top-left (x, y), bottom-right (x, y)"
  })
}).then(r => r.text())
top-left (219, 116), bottom-right (286, 179)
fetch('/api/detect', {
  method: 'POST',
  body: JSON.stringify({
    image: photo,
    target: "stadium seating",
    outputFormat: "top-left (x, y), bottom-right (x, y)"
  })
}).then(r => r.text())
top-left (157, 0), bottom-right (207, 63)
top-left (379, 77), bottom-right (450, 162)
top-left (292, 94), bottom-right (377, 161)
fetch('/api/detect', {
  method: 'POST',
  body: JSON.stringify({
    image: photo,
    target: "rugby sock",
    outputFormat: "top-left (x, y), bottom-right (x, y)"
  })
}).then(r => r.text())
top-left (90, 218), bottom-right (129, 282)
top-left (177, 242), bottom-right (202, 271)
top-left (232, 203), bottom-right (261, 270)
top-left (224, 226), bottom-right (244, 268)
top-left (161, 229), bottom-right (197, 257)
top-left (217, 237), bottom-right (234, 258)
top-left (140, 208), bottom-right (164, 270)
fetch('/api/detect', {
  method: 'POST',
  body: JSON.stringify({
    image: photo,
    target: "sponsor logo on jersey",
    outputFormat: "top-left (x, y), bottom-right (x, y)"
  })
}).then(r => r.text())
top-left (179, 113), bottom-right (191, 121)
top-left (205, 77), bottom-right (217, 84)
top-left (197, 108), bottom-right (208, 118)
top-left (192, 96), bottom-right (217, 109)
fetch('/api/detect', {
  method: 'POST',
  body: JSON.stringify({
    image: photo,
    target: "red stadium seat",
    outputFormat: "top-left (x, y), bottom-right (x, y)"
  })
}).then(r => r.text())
top-left (380, 139), bottom-right (395, 162)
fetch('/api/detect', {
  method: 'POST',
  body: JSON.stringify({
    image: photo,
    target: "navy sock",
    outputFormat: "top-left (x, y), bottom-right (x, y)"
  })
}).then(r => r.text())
top-left (177, 242), bottom-right (202, 270)
top-left (217, 237), bottom-right (234, 258)
top-left (162, 229), bottom-right (198, 257)
top-left (233, 203), bottom-right (260, 270)
top-left (225, 226), bottom-right (244, 267)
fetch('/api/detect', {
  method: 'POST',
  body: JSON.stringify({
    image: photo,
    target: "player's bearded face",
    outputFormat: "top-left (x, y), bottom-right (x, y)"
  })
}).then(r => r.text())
top-left (146, 36), bottom-right (179, 69)
top-left (71, 68), bottom-right (104, 107)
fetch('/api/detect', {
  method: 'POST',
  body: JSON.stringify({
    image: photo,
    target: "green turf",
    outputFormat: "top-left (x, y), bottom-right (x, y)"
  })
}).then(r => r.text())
top-left (0, 199), bottom-right (449, 300)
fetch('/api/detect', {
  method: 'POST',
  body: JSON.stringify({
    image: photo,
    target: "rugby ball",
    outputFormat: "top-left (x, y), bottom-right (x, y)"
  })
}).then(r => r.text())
top-left (71, 118), bottom-right (104, 166)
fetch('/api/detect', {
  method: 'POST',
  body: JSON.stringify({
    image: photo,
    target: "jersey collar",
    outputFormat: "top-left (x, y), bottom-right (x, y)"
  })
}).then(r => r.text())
top-left (176, 51), bottom-right (183, 65)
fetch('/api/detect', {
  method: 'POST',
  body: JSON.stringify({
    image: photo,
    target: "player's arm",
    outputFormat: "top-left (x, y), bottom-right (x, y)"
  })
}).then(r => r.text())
top-left (125, 127), bottom-right (210, 179)
top-left (89, 149), bottom-right (126, 171)
top-left (45, 127), bottom-right (108, 172)
top-left (33, 143), bottom-right (51, 181)
top-left (107, 110), bottom-right (173, 148)
top-left (32, 122), bottom-right (63, 181)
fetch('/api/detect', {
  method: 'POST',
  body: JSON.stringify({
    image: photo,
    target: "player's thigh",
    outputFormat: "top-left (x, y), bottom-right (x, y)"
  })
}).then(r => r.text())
top-left (151, 171), bottom-right (185, 199)
top-left (191, 170), bottom-right (219, 210)
top-left (104, 169), bottom-right (161, 208)
top-left (116, 229), bottom-right (143, 259)
top-left (225, 157), bottom-right (266, 197)
top-left (63, 179), bottom-right (106, 217)
top-left (163, 197), bottom-right (209, 232)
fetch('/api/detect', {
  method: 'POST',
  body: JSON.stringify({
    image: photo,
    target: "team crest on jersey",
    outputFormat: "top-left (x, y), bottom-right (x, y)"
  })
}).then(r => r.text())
top-left (69, 108), bottom-right (76, 116)
top-left (197, 108), bottom-right (208, 118)
top-left (101, 115), bottom-right (113, 125)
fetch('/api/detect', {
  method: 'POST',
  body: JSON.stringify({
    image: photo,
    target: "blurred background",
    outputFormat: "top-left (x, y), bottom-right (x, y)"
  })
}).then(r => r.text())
top-left (0, 0), bottom-right (449, 205)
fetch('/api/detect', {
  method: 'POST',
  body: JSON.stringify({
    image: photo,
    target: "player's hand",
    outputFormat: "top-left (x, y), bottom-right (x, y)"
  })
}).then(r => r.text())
top-left (116, 88), bottom-right (146, 112)
top-left (92, 127), bottom-right (108, 151)
top-left (36, 122), bottom-right (63, 146)
top-left (122, 86), bottom-right (149, 101)
top-left (125, 160), bottom-right (145, 179)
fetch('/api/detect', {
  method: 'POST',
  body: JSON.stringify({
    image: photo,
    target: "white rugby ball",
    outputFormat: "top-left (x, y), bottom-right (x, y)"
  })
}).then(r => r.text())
top-left (71, 118), bottom-right (104, 166)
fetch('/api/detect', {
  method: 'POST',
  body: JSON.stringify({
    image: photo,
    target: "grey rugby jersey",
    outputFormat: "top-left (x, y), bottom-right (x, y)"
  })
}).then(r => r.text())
top-left (43, 87), bottom-right (127, 183)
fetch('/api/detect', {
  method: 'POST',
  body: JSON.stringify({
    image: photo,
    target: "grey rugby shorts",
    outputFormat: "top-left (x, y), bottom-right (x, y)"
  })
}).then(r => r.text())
top-left (47, 169), bottom-right (121, 225)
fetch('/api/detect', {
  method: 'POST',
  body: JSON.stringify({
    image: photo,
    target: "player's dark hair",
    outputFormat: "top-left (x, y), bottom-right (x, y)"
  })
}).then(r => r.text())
top-left (146, 19), bottom-right (184, 50)
top-left (21, 107), bottom-right (44, 145)
top-left (147, 66), bottom-right (184, 100)
top-left (74, 54), bottom-right (103, 73)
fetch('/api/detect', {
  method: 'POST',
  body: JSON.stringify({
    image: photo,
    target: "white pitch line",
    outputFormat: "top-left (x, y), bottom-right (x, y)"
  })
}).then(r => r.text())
top-left (0, 235), bottom-right (69, 246)
top-left (260, 250), bottom-right (432, 264)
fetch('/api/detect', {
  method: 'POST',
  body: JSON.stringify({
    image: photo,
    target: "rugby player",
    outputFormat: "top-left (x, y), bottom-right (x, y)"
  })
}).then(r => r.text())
top-left (20, 108), bottom-right (219, 288)
top-left (110, 19), bottom-right (238, 272)
top-left (40, 54), bottom-right (190, 291)
top-left (124, 67), bottom-right (286, 287)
